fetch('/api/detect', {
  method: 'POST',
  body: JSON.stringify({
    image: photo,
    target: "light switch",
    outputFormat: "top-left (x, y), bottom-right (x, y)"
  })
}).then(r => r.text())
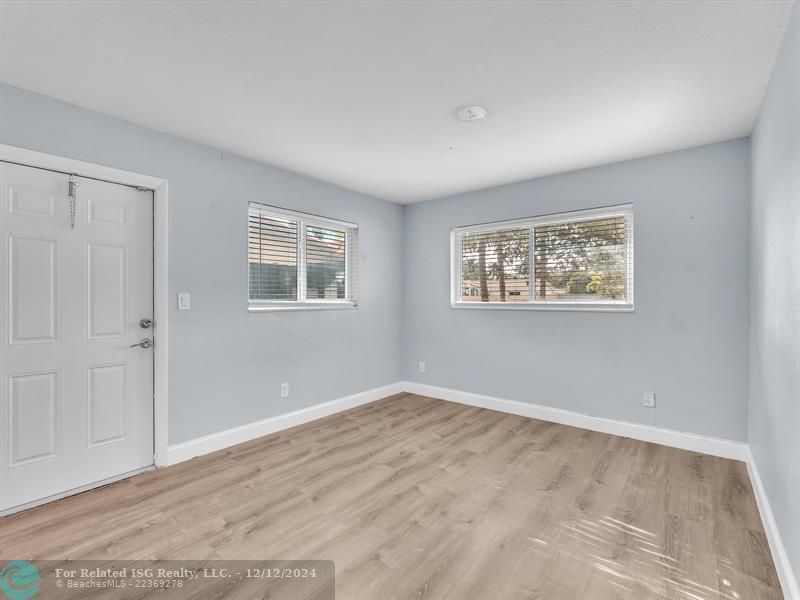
top-left (177, 293), bottom-right (191, 310)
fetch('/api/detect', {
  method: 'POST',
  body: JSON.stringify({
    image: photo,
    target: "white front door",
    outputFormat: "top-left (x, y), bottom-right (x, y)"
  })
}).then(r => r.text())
top-left (0, 161), bottom-right (154, 512)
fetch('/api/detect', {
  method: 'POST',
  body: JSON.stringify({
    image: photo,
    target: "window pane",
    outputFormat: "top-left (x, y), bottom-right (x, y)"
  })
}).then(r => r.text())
top-left (460, 227), bottom-right (530, 302)
top-left (534, 216), bottom-right (628, 302)
top-left (248, 211), bottom-right (298, 300)
top-left (306, 225), bottom-right (346, 300)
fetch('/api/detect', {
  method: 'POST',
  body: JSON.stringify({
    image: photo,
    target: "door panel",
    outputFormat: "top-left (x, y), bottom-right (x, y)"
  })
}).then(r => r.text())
top-left (0, 161), bottom-right (154, 512)
top-left (8, 185), bottom-right (57, 219)
top-left (87, 364), bottom-right (126, 447)
top-left (88, 243), bottom-right (127, 339)
top-left (8, 236), bottom-right (60, 344)
top-left (8, 370), bottom-right (60, 466)
top-left (88, 199), bottom-right (127, 226)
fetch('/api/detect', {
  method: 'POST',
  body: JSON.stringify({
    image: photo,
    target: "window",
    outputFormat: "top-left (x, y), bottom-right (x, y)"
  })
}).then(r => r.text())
top-left (249, 202), bottom-right (358, 310)
top-left (451, 204), bottom-right (633, 310)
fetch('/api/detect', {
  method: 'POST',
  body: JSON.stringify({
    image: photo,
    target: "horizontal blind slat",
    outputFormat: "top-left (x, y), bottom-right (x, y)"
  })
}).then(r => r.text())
top-left (248, 202), bottom-right (359, 306)
top-left (534, 215), bottom-right (628, 302)
top-left (454, 208), bottom-right (632, 306)
top-left (305, 224), bottom-right (347, 301)
top-left (248, 207), bottom-right (299, 301)
top-left (459, 227), bottom-right (531, 302)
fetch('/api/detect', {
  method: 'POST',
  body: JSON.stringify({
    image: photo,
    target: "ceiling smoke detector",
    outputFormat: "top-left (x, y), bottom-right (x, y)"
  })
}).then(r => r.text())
top-left (456, 105), bottom-right (488, 121)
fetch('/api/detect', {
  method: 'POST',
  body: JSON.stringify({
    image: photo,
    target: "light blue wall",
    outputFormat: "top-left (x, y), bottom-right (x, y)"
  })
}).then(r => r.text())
top-left (404, 140), bottom-right (751, 441)
top-left (0, 83), bottom-right (405, 445)
top-left (0, 83), bottom-right (761, 449)
top-left (750, 0), bottom-right (800, 591)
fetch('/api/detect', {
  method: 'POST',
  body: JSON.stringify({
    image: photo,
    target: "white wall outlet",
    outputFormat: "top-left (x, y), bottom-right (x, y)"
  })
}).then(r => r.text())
top-left (643, 392), bottom-right (656, 408)
top-left (418, 361), bottom-right (426, 373)
top-left (177, 292), bottom-right (191, 310)
top-left (281, 382), bottom-right (289, 398)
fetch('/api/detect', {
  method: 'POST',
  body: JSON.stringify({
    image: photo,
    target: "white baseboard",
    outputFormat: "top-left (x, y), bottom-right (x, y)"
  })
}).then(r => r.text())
top-left (169, 379), bottom-right (748, 466)
top-left (407, 381), bottom-right (798, 598)
top-left (167, 380), bottom-right (796, 597)
top-left (167, 382), bottom-right (405, 465)
top-left (401, 381), bottom-right (748, 461)
top-left (745, 446), bottom-right (800, 600)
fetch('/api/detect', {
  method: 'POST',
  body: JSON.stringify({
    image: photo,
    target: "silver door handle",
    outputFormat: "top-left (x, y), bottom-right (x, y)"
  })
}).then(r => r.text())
top-left (130, 338), bottom-right (153, 349)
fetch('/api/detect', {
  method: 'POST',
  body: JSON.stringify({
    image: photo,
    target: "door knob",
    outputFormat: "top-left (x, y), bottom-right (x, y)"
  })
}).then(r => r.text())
top-left (130, 338), bottom-right (153, 349)
top-left (139, 318), bottom-right (153, 329)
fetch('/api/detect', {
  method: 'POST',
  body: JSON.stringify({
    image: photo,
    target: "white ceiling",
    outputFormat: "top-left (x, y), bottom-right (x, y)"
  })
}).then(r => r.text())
top-left (0, 1), bottom-right (793, 203)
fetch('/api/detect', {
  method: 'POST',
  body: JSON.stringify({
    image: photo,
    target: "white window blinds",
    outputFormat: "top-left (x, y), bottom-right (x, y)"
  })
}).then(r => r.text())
top-left (460, 227), bottom-right (530, 303)
top-left (306, 225), bottom-right (347, 300)
top-left (534, 215), bottom-right (629, 303)
top-left (248, 212), bottom-right (298, 301)
top-left (248, 203), bottom-right (359, 310)
top-left (451, 205), bottom-right (633, 310)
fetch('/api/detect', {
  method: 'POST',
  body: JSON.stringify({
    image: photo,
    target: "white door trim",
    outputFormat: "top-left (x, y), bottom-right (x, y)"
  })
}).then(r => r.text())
top-left (0, 143), bottom-right (169, 469)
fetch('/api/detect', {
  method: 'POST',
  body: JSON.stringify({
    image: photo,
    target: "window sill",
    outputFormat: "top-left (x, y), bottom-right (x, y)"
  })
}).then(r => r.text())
top-left (249, 301), bottom-right (358, 312)
top-left (451, 301), bottom-right (633, 312)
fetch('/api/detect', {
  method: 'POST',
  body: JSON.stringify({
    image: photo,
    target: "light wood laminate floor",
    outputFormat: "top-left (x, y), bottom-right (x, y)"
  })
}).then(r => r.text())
top-left (0, 394), bottom-right (781, 599)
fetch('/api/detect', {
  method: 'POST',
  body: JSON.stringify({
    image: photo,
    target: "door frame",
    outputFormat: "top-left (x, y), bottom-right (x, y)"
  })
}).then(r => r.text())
top-left (0, 143), bottom-right (170, 469)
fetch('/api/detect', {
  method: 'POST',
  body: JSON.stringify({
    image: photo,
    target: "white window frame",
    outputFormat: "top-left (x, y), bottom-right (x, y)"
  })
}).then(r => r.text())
top-left (248, 203), bottom-right (359, 311)
top-left (450, 204), bottom-right (634, 312)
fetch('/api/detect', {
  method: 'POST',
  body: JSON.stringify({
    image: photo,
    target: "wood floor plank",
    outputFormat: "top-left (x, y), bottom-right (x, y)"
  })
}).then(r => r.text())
top-left (0, 394), bottom-right (782, 600)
